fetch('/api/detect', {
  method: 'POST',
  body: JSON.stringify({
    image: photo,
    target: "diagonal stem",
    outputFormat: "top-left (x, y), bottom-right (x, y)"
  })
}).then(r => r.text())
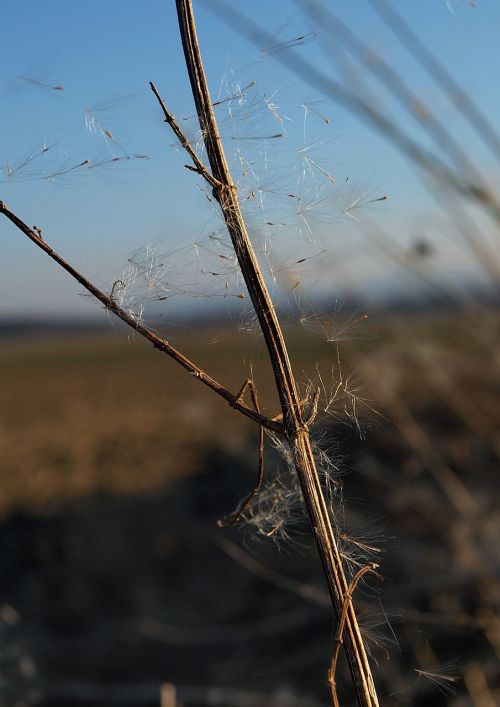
top-left (0, 200), bottom-right (280, 434)
top-left (150, 80), bottom-right (221, 190)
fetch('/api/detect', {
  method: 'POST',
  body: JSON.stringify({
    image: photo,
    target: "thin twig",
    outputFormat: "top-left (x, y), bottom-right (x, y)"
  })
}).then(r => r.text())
top-left (303, 386), bottom-right (321, 427)
top-left (218, 379), bottom-right (265, 526)
top-left (0, 201), bottom-right (281, 434)
top-left (149, 81), bottom-right (221, 190)
top-left (328, 564), bottom-right (379, 707)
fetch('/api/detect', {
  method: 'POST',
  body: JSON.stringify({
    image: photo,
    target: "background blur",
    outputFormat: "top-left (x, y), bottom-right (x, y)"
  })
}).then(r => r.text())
top-left (1, 1), bottom-right (499, 705)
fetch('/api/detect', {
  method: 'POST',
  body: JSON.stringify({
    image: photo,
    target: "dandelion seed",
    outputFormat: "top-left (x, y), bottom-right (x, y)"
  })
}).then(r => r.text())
top-left (42, 158), bottom-right (90, 182)
top-left (414, 668), bottom-right (459, 696)
top-left (264, 96), bottom-right (291, 125)
top-left (231, 133), bottom-right (283, 141)
top-left (303, 155), bottom-right (336, 184)
top-left (261, 32), bottom-right (318, 56)
top-left (212, 79), bottom-right (256, 107)
top-left (358, 608), bottom-right (399, 660)
top-left (17, 76), bottom-right (64, 92)
top-left (302, 101), bottom-right (330, 125)
top-left (0, 142), bottom-right (57, 183)
top-left (343, 186), bottom-right (388, 220)
top-left (84, 93), bottom-right (139, 135)
top-left (294, 250), bottom-right (327, 265)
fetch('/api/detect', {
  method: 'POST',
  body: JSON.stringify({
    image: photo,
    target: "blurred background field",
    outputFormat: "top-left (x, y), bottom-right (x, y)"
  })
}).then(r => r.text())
top-left (1, 312), bottom-right (499, 706)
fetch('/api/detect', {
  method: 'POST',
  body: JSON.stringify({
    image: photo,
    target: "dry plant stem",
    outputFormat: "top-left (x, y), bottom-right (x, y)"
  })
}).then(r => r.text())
top-left (150, 81), bottom-right (220, 190)
top-left (329, 564), bottom-right (379, 707)
top-left (0, 201), bottom-right (280, 435)
top-left (217, 379), bottom-right (265, 527)
top-left (172, 2), bottom-right (379, 705)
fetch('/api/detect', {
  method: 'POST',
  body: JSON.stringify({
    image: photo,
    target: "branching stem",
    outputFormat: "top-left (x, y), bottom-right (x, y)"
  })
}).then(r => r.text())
top-left (168, 2), bottom-right (381, 705)
top-left (0, 201), bottom-right (281, 434)
top-left (1, 3), bottom-right (383, 702)
top-left (328, 564), bottom-right (379, 707)
top-left (218, 378), bottom-right (265, 527)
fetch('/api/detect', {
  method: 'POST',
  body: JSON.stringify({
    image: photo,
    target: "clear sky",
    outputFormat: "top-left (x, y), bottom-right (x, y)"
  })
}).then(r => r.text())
top-left (1, 0), bottom-right (499, 319)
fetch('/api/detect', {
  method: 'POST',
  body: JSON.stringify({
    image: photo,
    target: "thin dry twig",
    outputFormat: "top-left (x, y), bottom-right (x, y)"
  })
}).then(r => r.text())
top-left (328, 564), bottom-right (380, 707)
top-left (150, 80), bottom-right (221, 190)
top-left (0, 201), bottom-right (281, 434)
top-left (217, 378), bottom-right (265, 526)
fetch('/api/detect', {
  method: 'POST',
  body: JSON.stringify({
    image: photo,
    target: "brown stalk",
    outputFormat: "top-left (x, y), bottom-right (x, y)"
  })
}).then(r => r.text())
top-left (0, 201), bottom-right (280, 435)
top-left (329, 564), bottom-right (379, 707)
top-left (168, 2), bottom-right (380, 705)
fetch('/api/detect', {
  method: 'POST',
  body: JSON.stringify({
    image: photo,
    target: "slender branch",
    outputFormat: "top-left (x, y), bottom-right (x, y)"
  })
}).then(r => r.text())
top-left (328, 564), bottom-right (379, 707)
top-left (217, 378), bottom-right (265, 527)
top-left (149, 81), bottom-right (221, 190)
top-left (170, 3), bottom-right (380, 705)
top-left (0, 200), bottom-right (281, 434)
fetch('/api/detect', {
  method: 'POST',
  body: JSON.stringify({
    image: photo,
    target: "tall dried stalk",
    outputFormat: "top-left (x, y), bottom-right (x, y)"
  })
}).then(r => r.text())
top-left (1, 2), bottom-right (381, 704)
top-left (169, 2), bottom-right (379, 705)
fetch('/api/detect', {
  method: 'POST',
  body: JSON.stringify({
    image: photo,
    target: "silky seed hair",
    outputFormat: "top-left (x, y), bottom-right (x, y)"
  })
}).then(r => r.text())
top-left (107, 65), bottom-right (386, 332)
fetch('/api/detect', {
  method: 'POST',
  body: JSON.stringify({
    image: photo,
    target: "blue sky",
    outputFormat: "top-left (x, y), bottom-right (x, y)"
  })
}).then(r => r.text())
top-left (1, 0), bottom-right (499, 319)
